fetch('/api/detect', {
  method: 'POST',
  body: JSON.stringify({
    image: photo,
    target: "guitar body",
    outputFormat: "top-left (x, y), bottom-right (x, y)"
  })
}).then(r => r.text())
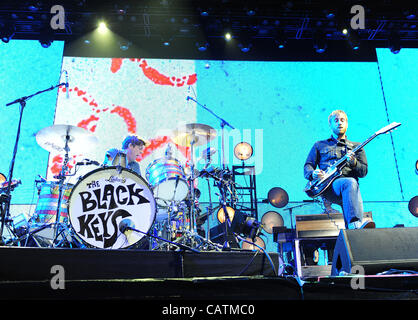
top-left (304, 170), bottom-right (342, 198)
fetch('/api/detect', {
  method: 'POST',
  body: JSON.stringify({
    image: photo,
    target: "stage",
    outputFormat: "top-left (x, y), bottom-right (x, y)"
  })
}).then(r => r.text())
top-left (0, 246), bottom-right (417, 301)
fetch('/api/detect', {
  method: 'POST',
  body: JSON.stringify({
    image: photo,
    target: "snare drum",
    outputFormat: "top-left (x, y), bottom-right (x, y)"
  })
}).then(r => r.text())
top-left (68, 167), bottom-right (156, 249)
top-left (146, 158), bottom-right (189, 203)
top-left (33, 182), bottom-right (73, 224)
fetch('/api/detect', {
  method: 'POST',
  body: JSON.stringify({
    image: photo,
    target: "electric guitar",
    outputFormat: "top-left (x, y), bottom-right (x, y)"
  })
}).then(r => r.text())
top-left (304, 122), bottom-right (401, 198)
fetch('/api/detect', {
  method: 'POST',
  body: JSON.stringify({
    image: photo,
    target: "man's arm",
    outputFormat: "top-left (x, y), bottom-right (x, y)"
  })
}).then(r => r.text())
top-left (304, 143), bottom-right (318, 181)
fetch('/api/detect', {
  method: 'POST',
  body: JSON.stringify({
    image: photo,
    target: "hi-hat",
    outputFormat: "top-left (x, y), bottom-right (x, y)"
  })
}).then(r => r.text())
top-left (172, 123), bottom-right (216, 147)
top-left (36, 124), bottom-right (98, 154)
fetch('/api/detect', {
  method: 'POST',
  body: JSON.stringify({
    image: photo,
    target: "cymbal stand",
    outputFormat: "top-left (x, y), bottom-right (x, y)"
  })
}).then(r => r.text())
top-left (0, 82), bottom-right (67, 245)
top-left (50, 131), bottom-right (71, 247)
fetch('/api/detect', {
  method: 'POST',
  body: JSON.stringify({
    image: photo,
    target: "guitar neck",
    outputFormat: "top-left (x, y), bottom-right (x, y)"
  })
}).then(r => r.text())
top-left (333, 133), bottom-right (377, 167)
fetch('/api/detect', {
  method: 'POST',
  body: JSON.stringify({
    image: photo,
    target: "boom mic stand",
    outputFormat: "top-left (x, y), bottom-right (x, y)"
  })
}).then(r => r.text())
top-left (0, 82), bottom-right (67, 245)
top-left (186, 96), bottom-right (236, 251)
top-left (119, 220), bottom-right (200, 253)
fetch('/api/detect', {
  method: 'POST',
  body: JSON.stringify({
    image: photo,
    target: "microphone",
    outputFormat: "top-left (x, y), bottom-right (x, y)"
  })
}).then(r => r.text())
top-left (186, 96), bottom-right (190, 101)
top-left (76, 159), bottom-right (100, 166)
top-left (35, 174), bottom-right (47, 183)
top-left (64, 70), bottom-right (69, 99)
top-left (118, 218), bottom-right (138, 245)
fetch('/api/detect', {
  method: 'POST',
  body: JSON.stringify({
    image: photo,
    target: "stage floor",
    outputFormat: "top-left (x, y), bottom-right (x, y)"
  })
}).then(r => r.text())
top-left (0, 246), bottom-right (417, 301)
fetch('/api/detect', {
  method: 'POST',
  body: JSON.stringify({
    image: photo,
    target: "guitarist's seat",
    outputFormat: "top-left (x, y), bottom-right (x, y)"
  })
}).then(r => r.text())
top-left (294, 212), bottom-right (373, 278)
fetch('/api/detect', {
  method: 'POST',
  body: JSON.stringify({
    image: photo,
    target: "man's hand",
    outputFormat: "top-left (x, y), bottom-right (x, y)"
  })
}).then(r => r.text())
top-left (312, 169), bottom-right (325, 180)
top-left (345, 151), bottom-right (357, 167)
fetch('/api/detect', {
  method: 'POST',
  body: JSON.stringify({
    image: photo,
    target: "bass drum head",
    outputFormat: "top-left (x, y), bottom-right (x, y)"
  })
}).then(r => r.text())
top-left (68, 167), bottom-right (156, 249)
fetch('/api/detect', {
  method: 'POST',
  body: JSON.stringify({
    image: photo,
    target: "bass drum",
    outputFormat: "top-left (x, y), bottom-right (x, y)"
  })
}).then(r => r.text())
top-left (68, 167), bottom-right (156, 249)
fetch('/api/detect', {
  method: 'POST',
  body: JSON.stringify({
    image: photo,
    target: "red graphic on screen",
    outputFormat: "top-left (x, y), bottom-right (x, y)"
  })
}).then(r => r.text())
top-left (52, 58), bottom-right (196, 176)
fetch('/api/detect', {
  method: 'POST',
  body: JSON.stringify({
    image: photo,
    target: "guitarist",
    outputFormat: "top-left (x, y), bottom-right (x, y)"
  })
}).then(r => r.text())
top-left (304, 110), bottom-right (375, 230)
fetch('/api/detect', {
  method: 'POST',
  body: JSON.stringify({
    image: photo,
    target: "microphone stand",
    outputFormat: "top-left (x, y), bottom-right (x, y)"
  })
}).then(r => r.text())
top-left (0, 82), bottom-right (67, 245)
top-left (186, 96), bottom-right (236, 250)
top-left (186, 96), bottom-right (234, 170)
top-left (124, 226), bottom-right (200, 254)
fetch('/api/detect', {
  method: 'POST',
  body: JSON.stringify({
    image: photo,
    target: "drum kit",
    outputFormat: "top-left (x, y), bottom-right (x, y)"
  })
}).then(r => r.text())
top-left (4, 122), bottom-right (243, 252)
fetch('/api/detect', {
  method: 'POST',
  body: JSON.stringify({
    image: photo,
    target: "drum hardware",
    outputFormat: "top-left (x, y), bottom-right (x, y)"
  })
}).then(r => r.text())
top-left (119, 218), bottom-right (200, 253)
top-left (31, 124), bottom-right (99, 248)
top-left (1, 81), bottom-right (68, 245)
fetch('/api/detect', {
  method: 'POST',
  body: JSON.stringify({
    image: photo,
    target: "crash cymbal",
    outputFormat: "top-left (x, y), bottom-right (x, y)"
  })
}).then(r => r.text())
top-left (36, 124), bottom-right (98, 154)
top-left (172, 123), bottom-right (216, 147)
top-left (261, 211), bottom-right (284, 234)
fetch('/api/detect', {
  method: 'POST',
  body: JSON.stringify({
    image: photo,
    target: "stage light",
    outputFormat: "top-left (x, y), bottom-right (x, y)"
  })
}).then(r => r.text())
top-left (195, 40), bottom-right (209, 52)
top-left (342, 28), bottom-right (348, 35)
top-left (119, 41), bottom-right (131, 51)
top-left (237, 32), bottom-right (253, 52)
top-left (389, 31), bottom-right (401, 54)
top-left (39, 39), bottom-right (52, 48)
top-left (38, 26), bottom-right (54, 48)
top-left (347, 30), bottom-right (361, 50)
top-left (415, 160), bottom-right (418, 175)
top-left (98, 22), bottom-right (108, 34)
top-left (224, 32), bottom-right (232, 41)
top-left (217, 206), bottom-right (235, 223)
top-left (313, 29), bottom-right (327, 53)
top-left (234, 142), bottom-right (253, 161)
top-left (0, 24), bottom-right (15, 43)
top-left (267, 187), bottom-right (289, 208)
top-left (261, 211), bottom-right (284, 234)
top-left (408, 196), bottom-right (418, 218)
top-left (273, 28), bottom-right (286, 49)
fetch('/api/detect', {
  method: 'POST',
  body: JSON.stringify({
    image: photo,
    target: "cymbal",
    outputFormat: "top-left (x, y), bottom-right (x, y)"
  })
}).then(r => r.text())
top-left (172, 123), bottom-right (216, 147)
top-left (36, 124), bottom-right (98, 154)
top-left (261, 211), bottom-right (284, 234)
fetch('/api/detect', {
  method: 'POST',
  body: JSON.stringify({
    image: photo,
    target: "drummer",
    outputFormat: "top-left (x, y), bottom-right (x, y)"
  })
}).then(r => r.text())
top-left (103, 135), bottom-right (148, 175)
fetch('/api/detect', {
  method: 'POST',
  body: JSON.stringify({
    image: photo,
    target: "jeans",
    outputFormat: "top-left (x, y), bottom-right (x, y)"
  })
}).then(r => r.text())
top-left (322, 177), bottom-right (364, 229)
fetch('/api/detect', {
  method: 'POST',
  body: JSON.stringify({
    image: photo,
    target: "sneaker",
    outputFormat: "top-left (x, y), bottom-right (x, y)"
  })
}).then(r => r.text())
top-left (359, 220), bottom-right (376, 229)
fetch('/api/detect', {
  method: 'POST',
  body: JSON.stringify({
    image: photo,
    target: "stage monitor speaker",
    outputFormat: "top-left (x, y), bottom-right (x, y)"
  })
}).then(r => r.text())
top-left (331, 227), bottom-right (418, 276)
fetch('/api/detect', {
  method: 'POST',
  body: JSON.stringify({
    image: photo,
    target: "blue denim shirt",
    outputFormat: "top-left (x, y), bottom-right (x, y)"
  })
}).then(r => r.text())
top-left (304, 136), bottom-right (368, 181)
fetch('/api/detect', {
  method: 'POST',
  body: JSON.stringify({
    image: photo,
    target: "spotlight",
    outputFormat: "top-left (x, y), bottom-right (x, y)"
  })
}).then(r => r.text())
top-left (237, 32), bottom-right (253, 52)
top-left (408, 196), bottom-right (418, 218)
top-left (273, 28), bottom-right (286, 49)
top-left (217, 206), bottom-right (235, 223)
top-left (234, 142), bottom-right (253, 161)
top-left (347, 30), bottom-right (361, 50)
top-left (0, 24), bottom-right (15, 43)
top-left (224, 32), bottom-right (232, 41)
top-left (39, 39), bottom-right (52, 48)
top-left (195, 40), bottom-right (209, 52)
top-left (98, 21), bottom-right (108, 34)
top-left (267, 187), bottom-right (289, 208)
top-left (313, 29), bottom-right (327, 53)
top-left (342, 28), bottom-right (348, 35)
top-left (389, 31), bottom-right (401, 54)
top-left (261, 211), bottom-right (284, 234)
top-left (38, 27), bottom-right (54, 48)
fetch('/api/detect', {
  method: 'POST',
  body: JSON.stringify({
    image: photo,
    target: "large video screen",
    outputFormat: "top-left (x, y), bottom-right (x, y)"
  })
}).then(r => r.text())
top-left (0, 40), bottom-right (416, 209)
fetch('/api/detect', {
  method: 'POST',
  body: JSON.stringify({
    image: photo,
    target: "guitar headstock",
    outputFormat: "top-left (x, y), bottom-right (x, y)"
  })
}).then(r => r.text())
top-left (375, 122), bottom-right (401, 135)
